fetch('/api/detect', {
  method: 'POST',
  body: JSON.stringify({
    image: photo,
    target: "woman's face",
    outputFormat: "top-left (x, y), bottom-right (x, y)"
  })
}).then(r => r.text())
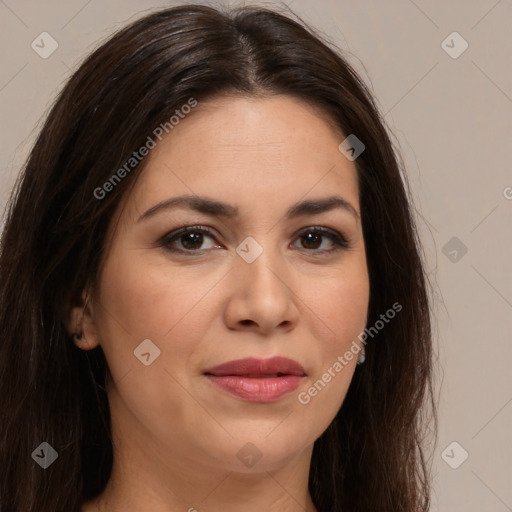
top-left (80, 95), bottom-right (370, 474)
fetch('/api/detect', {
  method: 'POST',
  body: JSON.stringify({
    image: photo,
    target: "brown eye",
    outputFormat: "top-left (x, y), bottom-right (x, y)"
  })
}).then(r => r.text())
top-left (161, 226), bottom-right (220, 253)
top-left (300, 231), bottom-right (323, 250)
top-left (179, 232), bottom-right (204, 250)
top-left (293, 227), bottom-right (350, 253)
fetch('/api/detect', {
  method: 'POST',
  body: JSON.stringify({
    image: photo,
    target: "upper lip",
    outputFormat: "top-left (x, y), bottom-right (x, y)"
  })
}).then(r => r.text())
top-left (204, 357), bottom-right (306, 377)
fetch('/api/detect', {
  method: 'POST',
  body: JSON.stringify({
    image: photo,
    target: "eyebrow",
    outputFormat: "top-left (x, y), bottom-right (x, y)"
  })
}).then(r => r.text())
top-left (137, 194), bottom-right (359, 223)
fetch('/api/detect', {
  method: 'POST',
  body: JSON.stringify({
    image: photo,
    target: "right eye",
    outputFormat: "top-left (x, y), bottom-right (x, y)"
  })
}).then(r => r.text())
top-left (159, 226), bottom-right (222, 254)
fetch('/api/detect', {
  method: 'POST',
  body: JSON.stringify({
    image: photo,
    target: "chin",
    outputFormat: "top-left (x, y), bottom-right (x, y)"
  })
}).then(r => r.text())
top-left (199, 429), bottom-right (313, 474)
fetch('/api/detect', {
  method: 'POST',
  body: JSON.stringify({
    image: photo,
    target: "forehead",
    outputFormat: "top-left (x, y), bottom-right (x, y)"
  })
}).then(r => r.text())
top-left (127, 95), bottom-right (360, 218)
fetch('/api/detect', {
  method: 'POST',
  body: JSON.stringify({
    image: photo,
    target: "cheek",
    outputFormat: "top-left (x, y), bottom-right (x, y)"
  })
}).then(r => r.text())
top-left (91, 255), bottom-right (176, 381)
top-left (93, 254), bottom-right (215, 440)
top-left (96, 252), bottom-right (218, 340)
top-left (296, 275), bottom-right (368, 423)
top-left (307, 259), bottom-right (370, 350)
top-left (93, 250), bottom-right (228, 384)
top-left (296, 259), bottom-right (368, 410)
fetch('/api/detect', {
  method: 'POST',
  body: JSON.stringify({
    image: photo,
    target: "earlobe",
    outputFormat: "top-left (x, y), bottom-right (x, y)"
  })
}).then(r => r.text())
top-left (68, 291), bottom-right (101, 351)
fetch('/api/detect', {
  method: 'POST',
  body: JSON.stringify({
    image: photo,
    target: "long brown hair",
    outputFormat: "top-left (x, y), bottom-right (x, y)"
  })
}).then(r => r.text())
top-left (0, 4), bottom-right (436, 511)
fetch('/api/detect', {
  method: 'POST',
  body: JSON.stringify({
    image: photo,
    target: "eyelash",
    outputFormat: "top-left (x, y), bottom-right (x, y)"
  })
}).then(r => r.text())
top-left (159, 225), bottom-right (351, 255)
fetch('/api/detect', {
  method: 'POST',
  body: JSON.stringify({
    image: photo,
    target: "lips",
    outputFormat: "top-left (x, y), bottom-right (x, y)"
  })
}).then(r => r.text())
top-left (204, 356), bottom-right (306, 377)
top-left (204, 357), bottom-right (306, 403)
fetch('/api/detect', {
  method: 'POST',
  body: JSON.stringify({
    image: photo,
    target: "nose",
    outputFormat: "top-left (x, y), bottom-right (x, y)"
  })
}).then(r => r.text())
top-left (223, 245), bottom-right (300, 335)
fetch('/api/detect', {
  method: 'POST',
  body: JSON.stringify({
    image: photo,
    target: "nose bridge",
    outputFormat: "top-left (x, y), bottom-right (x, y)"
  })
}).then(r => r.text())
top-left (236, 235), bottom-right (287, 294)
top-left (228, 234), bottom-right (298, 330)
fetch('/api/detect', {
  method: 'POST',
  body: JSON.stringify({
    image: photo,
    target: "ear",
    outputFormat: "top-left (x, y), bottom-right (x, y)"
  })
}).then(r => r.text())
top-left (67, 289), bottom-right (101, 351)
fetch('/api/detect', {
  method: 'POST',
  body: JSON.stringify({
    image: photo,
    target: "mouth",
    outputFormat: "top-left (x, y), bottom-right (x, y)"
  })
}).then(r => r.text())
top-left (204, 356), bottom-right (306, 402)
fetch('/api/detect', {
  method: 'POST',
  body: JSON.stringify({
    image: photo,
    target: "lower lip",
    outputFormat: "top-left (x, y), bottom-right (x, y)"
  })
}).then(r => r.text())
top-left (205, 375), bottom-right (304, 402)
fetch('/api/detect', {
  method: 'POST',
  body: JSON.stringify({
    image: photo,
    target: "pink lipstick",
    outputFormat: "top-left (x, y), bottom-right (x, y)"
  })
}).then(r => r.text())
top-left (204, 356), bottom-right (305, 402)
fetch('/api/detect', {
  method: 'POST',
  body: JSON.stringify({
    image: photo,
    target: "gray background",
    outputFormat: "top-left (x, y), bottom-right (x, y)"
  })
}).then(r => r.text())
top-left (1, 1), bottom-right (511, 510)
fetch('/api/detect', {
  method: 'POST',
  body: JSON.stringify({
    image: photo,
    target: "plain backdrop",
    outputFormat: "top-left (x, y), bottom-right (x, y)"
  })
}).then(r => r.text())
top-left (1, 1), bottom-right (511, 510)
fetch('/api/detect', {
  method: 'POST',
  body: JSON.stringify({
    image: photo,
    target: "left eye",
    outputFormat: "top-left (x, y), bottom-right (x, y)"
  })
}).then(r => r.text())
top-left (293, 227), bottom-right (350, 252)
top-left (160, 226), bottom-right (350, 254)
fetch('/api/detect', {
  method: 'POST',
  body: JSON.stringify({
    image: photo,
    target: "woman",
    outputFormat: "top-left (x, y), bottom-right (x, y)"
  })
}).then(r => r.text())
top-left (0, 4), bottom-right (436, 512)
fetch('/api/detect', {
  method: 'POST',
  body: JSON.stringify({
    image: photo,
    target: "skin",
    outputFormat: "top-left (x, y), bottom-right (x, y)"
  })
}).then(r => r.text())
top-left (73, 95), bottom-right (370, 512)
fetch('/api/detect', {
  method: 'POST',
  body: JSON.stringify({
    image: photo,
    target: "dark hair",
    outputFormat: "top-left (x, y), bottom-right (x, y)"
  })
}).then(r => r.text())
top-left (0, 4), bottom-right (436, 511)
